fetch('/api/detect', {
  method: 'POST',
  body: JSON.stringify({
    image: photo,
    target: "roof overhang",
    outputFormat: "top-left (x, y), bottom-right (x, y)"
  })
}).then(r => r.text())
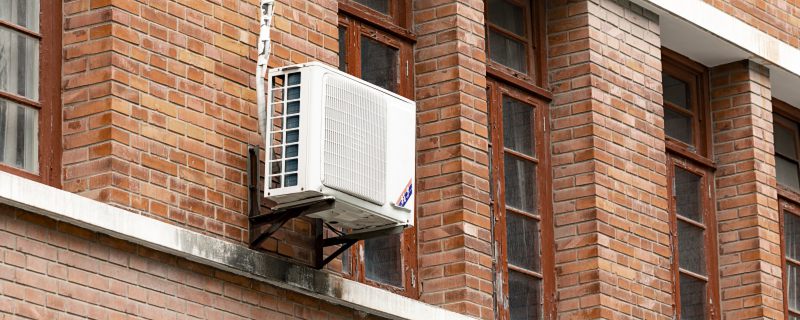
top-left (631, 0), bottom-right (800, 107)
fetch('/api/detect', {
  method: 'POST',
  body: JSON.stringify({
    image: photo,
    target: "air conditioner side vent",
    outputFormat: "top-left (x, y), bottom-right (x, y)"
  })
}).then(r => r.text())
top-left (323, 74), bottom-right (386, 205)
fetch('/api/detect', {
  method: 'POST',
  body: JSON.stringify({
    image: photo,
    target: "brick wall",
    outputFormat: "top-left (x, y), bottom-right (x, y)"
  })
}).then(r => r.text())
top-left (60, 0), bottom-right (337, 265)
top-left (412, 0), bottom-right (494, 318)
top-left (0, 205), bottom-right (376, 320)
top-left (707, 0), bottom-right (800, 48)
top-left (710, 60), bottom-right (784, 319)
top-left (547, 0), bottom-right (673, 318)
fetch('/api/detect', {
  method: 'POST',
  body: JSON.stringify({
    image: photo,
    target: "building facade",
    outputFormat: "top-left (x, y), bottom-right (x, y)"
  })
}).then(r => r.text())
top-left (0, 0), bottom-right (799, 319)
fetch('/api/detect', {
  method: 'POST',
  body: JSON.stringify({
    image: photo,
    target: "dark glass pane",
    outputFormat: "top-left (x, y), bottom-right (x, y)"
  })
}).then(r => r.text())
top-left (354, 0), bottom-right (389, 14)
top-left (506, 213), bottom-right (540, 272)
top-left (489, 29), bottom-right (527, 74)
top-left (365, 234), bottom-right (402, 287)
top-left (678, 220), bottom-right (706, 275)
top-left (284, 173), bottom-right (297, 187)
top-left (664, 107), bottom-right (693, 145)
top-left (787, 212), bottom-right (800, 261)
top-left (789, 263), bottom-right (799, 314)
top-left (338, 27), bottom-right (347, 72)
top-left (674, 166), bottom-right (702, 223)
top-left (775, 121), bottom-right (798, 159)
top-left (790, 314), bottom-right (799, 320)
top-left (777, 156), bottom-right (800, 190)
top-left (504, 154), bottom-right (537, 213)
top-left (663, 73), bottom-right (689, 110)
top-left (679, 274), bottom-right (707, 320)
top-left (487, 0), bottom-right (525, 36)
top-left (508, 271), bottom-right (542, 320)
top-left (502, 96), bottom-right (535, 156)
top-left (361, 36), bottom-right (398, 92)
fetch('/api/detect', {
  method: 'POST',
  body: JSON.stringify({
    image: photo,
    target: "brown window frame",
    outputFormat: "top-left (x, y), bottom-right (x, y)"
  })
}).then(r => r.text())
top-left (773, 99), bottom-right (800, 193)
top-left (335, 11), bottom-right (418, 297)
top-left (662, 48), bottom-right (712, 163)
top-left (779, 197), bottom-right (800, 319)
top-left (662, 49), bottom-right (720, 319)
top-left (666, 157), bottom-right (721, 320)
top-left (774, 99), bottom-right (800, 319)
top-left (488, 80), bottom-right (554, 319)
top-left (0, 1), bottom-right (61, 186)
top-left (485, 0), bottom-right (547, 91)
top-left (338, 0), bottom-right (414, 42)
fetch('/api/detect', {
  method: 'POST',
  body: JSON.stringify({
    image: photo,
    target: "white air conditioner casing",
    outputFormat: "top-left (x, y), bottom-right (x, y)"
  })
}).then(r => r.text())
top-left (264, 62), bottom-right (415, 232)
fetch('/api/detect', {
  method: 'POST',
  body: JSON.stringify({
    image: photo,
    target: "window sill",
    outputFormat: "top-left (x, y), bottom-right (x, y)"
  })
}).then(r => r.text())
top-left (0, 171), bottom-right (474, 320)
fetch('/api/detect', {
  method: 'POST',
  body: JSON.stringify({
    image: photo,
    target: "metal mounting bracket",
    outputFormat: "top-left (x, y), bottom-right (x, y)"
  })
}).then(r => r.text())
top-left (246, 146), bottom-right (406, 269)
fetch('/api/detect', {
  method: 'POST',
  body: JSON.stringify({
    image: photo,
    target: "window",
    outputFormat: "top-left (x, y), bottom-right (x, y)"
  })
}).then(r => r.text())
top-left (485, 1), bottom-right (552, 318)
top-left (662, 49), bottom-right (710, 157)
top-left (775, 100), bottom-right (800, 320)
top-left (774, 100), bottom-right (800, 191)
top-left (0, 0), bottom-right (59, 184)
top-left (336, 11), bottom-right (416, 295)
top-left (488, 81), bottom-right (553, 320)
top-left (485, 0), bottom-right (545, 86)
top-left (662, 50), bottom-right (720, 319)
top-left (781, 200), bottom-right (800, 320)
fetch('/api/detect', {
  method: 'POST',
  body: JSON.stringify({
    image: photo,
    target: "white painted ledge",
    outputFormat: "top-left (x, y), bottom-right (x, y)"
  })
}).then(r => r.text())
top-left (0, 171), bottom-right (474, 320)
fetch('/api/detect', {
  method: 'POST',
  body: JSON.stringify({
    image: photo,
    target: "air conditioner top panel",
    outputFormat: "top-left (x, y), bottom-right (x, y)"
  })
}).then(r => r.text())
top-left (267, 62), bottom-right (414, 105)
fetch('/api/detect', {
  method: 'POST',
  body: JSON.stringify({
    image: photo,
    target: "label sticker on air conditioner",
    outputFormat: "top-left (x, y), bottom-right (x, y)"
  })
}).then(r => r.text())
top-left (395, 179), bottom-right (413, 208)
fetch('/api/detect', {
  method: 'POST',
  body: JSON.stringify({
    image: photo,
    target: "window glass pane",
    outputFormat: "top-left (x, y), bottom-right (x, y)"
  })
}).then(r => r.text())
top-left (489, 29), bottom-right (527, 74)
top-left (338, 27), bottom-right (347, 72)
top-left (663, 73), bottom-right (689, 110)
top-left (664, 107), bottom-right (693, 146)
top-left (776, 121), bottom-right (798, 159)
top-left (353, 0), bottom-right (389, 14)
top-left (790, 315), bottom-right (800, 320)
top-left (789, 263), bottom-right (799, 314)
top-left (679, 274), bottom-right (707, 319)
top-left (777, 156), bottom-right (800, 191)
top-left (506, 213), bottom-right (540, 272)
top-left (787, 212), bottom-right (800, 261)
top-left (360, 36), bottom-right (398, 93)
top-left (487, 0), bottom-right (525, 36)
top-left (678, 220), bottom-right (706, 275)
top-left (508, 271), bottom-right (542, 320)
top-left (0, 99), bottom-right (38, 172)
top-left (674, 166), bottom-right (702, 223)
top-left (0, 26), bottom-right (39, 100)
top-left (504, 154), bottom-right (537, 213)
top-left (364, 233), bottom-right (402, 287)
top-left (0, 0), bottom-right (39, 31)
top-left (503, 96), bottom-right (534, 156)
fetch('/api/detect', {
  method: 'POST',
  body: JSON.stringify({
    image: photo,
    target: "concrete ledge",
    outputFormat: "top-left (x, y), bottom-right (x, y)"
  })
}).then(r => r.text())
top-left (0, 171), bottom-right (474, 320)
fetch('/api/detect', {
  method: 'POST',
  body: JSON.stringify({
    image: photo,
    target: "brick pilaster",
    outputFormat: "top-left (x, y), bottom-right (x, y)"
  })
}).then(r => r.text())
top-left (547, 0), bottom-right (673, 318)
top-left (61, 0), bottom-right (338, 262)
top-left (710, 60), bottom-right (784, 319)
top-left (413, 0), bottom-right (494, 318)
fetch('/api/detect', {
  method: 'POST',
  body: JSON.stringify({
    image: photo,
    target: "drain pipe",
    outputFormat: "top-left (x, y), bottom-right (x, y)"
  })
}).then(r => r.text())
top-left (256, 0), bottom-right (276, 135)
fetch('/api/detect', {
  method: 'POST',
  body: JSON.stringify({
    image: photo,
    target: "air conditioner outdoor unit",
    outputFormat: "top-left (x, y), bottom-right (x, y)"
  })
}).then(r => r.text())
top-left (264, 62), bottom-right (415, 232)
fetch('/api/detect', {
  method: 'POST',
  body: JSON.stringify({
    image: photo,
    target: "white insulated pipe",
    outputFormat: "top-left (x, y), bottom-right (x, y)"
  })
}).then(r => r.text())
top-left (256, 0), bottom-right (276, 135)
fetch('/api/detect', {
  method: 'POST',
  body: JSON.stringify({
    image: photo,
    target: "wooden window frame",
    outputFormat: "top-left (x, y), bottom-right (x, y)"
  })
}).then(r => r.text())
top-left (662, 48), bottom-right (712, 164)
top-left (661, 48), bottom-right (720, 319)
top-left (338, 0), bottom-right (414, 42)
top-left (774, 99), bottom-right (800, 319)
top-left (0, 1), bottom-right (61, 186)
top-left (779, 197), bottom-right (800, 319)
top-left (485, 0), bottom-right (548, 91)
top-left (774, 99), bottom-right (800, 193)
top-left (488, 79), bottom-right (555, 320)
top-left (666, 157), bottom-right (721, 319)
top-left (335, 12), bottom-right (417, 298)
